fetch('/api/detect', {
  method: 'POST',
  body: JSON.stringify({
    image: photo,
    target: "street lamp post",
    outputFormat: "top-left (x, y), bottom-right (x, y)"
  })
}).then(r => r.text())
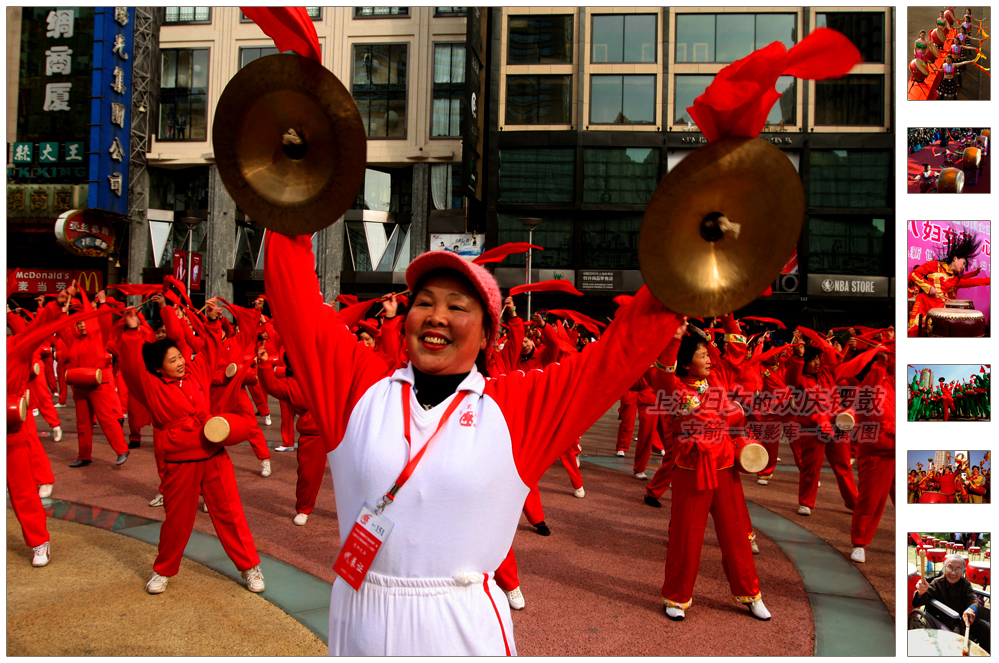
top-left (518, 217), bottom-right (543, 319)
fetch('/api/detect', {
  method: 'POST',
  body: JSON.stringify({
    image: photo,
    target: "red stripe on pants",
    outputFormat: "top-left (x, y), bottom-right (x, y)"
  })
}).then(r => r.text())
top-left (72, 382), bottom-right (128, 460)
top-left (295, 434), bottom-right (326, 514)
top-left (796, 433), bottom-right (858, 510)
top-left (154, 451), bottom-right (260, 576)
top-left (482, 573), bottom-right (512, 656)
top-left (661, 466), bottom-right (761, 605)
top-left (850, 454), bottom-right (894, 548)
top-left (7, 429), bottom-right (50, 548)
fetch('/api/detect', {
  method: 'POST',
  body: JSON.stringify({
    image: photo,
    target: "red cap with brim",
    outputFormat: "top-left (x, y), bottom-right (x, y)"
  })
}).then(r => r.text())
top-left (406, 250), bottom-right (502, 346)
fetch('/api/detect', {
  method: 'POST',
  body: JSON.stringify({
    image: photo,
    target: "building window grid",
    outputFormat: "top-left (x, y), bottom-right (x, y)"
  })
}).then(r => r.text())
top-left (505, 75), bottom-right (573, 126)
top-left (239, 46), bottom-right (279, 69)
top-left (354, 7), bottom-right (410, 18)
top-left (814, 12), bottom-right (885, 63)
top-left (807, 216), bottom-right (887, 276)
top-left (589, 75), bottom-right (656, 125)
top-left (165, 7), bottom-right (211, 24)
top-left (435, 7), bottom-right (467, 17)
top-left (241, 8), bottom-right (320, 22)
top-left (590, 14), bottom-right (658, 63)
top-left (672, 74), bottom-right (795, 127)
top-left (507, 14), bottom-right (575, 64)
top-left (674, 12), bottom-right (797, 64)
top-left (813, 75), bottom-right (885, 127)
top-left (431, 44), bottom-right (466, 138)
top-left (158, 48), bottom-right (210, 142)
top-left (352, 44), bottom-right (409, 139)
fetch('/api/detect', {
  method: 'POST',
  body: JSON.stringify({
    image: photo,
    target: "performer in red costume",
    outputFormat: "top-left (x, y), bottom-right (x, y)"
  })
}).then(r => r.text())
top-left (938, 377), bottom-right (958, 421)
top-left (908, 230), bottom-right (986, 335)
top-left (118, 299), bottom-right (266, 595)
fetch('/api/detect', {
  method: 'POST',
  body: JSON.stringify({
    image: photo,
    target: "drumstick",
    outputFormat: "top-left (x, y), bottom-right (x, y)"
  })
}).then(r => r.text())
top-left (962, 622), bottom-right (971, 656)
top-left (918, 549), bottom-right (926, 580)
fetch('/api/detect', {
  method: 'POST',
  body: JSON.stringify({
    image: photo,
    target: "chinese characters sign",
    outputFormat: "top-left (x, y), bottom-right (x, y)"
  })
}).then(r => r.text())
top-left (87, 7), bottom-right (134, 216)
top-left (6, 268), bottom-right (104, 295)
top-left (908, 220), bottom-right (991, 324)
top-left (54, 209), bottom-right (116, 258)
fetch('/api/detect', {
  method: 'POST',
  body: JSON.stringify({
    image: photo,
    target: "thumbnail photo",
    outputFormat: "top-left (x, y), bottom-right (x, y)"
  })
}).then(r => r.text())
top-left (908, 128), bottom-right (990, 193)
top-left (908, 365), bottom-right (991, 421)
top-left (908, 6), bottom-right (991, 100)
top-left (907, 450), bottom-right (990, 503)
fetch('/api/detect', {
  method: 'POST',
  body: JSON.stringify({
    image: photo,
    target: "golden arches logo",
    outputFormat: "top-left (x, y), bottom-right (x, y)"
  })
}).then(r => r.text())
top-left (76, 271), bottom-right (100, 293)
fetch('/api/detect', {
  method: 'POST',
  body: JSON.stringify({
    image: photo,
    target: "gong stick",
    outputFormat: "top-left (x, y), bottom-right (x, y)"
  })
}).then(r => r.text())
top-left (962, 622), bottom-right (971, 656)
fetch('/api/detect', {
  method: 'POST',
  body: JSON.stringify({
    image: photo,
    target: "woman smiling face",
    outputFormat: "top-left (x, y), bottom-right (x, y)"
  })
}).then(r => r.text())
top-left (405, 274), bottom-right (487, 376)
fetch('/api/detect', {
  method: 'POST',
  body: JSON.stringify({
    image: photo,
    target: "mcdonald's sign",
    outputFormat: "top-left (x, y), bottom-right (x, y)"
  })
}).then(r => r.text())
top-left (6, 268), bottom-right (103, 295)
top-left (74, 270), bottom-right (103, 294)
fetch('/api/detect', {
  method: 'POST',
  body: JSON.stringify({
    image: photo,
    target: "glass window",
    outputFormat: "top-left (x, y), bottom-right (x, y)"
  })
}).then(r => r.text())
top-left (505, 75), bottom-right (572, 125)
top-left (239, 46), bottom-right (279, 69)
top-left (582, 148), bottom-right (659, 204)
top-left (589, 75), bottom-right (655, 125)
top-left (582, 215), bottom-right (644, 269)
top-left (430, 162), bottom-right (464, 210)
top-left (159, 49), bottom-right (209, 141)
top-left (431, 44), bottom-right (465, 138)
top-left (814, 75), bottom-right (884, 126)
top-left (674, 74), bottom-right (795, 127)
top-left (354, 7), bottom-right (409, 17)
top-left (435, 7), bottom-right (467, 16)
top-left (675, 13), bottom-right (795, 63)
top-left (353, 44), bottom-right (409, 138)
top-left (591, 14), bottom-right (657, 63)
top-left (306, 7), bottom-right (321, 19)
top-left (508, 15), bottom-right (574, 64)
top-left (498, 148), bottom-right (575, 204)
top-left (165, 7), bottom-right (211, 23)
top-left (809, 150), bottom-right (891, 208)
top-left (815, 13), bottom-right (884, 63)
top-left (807, 216), bottom-right (886, 275)
top-left (497, 213), bottom-right (574, 268)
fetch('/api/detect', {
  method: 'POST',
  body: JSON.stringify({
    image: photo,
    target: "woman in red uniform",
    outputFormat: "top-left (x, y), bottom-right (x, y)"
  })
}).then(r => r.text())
top-left (647, 316), bottom-right (770, 622)
top-left (118, 300), bottom-right (265, 594)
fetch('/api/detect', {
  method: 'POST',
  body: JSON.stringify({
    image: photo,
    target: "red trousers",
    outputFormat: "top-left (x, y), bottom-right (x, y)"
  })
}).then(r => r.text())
top-left (247, 383), bottom-right (271, 416)
top-left (616, 391), bottom-right (638, 451)
top-left (295, 434), bottom-right (326, 514)
top-left (29, 377), bottom-right (60, 429)
top-left (646, 427), bottom-right (677, 499)
top-left (72, 383), bottom-right (128, 460)
top-left (797, 433), bottom-right (858, 510)
top-left (23, 414), bottom-right (55, 486)
top-left (127, 392), bottom-right (153, 443)
top-left (280, 400), bottom-right (296, 447)
top-left (661, 467), bottom-right (761, 607)
top-left (56, 358), bottom-right (68, 405)
top-left (942, 397), bottom-right (954, 421)
top-left (559, 446), bottom-right (583, 490)
top-left (42, 355), bottom-right (57, 393)
top-left (850, 454), bottom-right (895, 548)
top-left (7, 428), bottom-right (50, 548)
top-left (236, 391), bottom-right (270, 460)
top-left (495, 547), bottom-right (519, 592)
top-left (155, 451), bottom-right (260, 577)
top-left (633, 407), bottom-right (662, 473)
top-left (523, 484), bottom-right (544, 525)
top-left (154, 429), bottom-right (166, 494)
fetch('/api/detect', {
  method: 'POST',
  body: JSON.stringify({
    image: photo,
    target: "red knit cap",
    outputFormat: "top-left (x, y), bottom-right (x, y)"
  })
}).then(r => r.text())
top-left (406, 250), bottom-right (502, 346)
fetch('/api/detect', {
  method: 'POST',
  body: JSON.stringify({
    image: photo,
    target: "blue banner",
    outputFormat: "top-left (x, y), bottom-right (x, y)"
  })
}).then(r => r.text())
top-left (87, 7), bottom-right (133, 215)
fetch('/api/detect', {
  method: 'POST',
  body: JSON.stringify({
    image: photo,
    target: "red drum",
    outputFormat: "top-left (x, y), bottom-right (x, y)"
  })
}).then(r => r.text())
top-left (910, 58), bottom-right (930, 81)
top-left (66, 367), bottom-right (103, 387)
top-left (967, 561), bottom-right (990, 588)
top-left (32, 362), bottom-right (41, 376)
top-left (907, 297), bottom-right (916, 312)
top-left (926, 308), bottom-right (986, 337)
top-left (835, 409), bottom-right (856, 431)
top-left (937, 167), bottom-right (965, 193)
top-left (970, 546), bottom-right (982, 556)
top-left (203, 413), bottom-right (252, 446)
top-left (987, 551), bottom-right (991, 560)
top-left (945, 8), bottom-right (958, 26)
top-left (963, 146), bottom-right (982, 169)
top-left (734, 438), bottom-right (769, 474)
top-left (983, 129), bottom-right (992, 139)
top-left (928, 41), bottom-right (941, 59)
top-left (224, 363), bottom-right (239, 379)
top-left (274, 367), bottom-right (287, 379)
top-left (908, 562), bottom-right (920, 614)
top-left (919, 491), bottom-right (953, 503)
top-left (927, 548), bottom-right (948, 563)
top-left (242, 370), bottom-right (259, 387)
top-left (969, 483), bottom-right (986, 495)
top-left (954, 543), bottom-right (964, 551)
top-left (932, 27), bottom-right (948, 46)
top-left (7, 394), bottom-right (27, 430)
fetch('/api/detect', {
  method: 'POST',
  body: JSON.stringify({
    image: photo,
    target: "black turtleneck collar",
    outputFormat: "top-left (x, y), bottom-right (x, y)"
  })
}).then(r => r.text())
top-left (412, 367), bottom-right (470, 410)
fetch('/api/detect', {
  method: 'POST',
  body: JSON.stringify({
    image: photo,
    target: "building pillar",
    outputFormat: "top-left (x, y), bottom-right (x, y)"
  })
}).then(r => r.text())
top-left (206, 164), bottom-right (235, 302)
top-left (411, 161), bottom-right (430, 259)
top-left (316, 218), bottom-right (344, 303)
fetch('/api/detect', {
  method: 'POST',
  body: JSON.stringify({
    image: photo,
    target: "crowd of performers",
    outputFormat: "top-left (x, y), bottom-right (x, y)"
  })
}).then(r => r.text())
top-left (907, 229), bottom-right (990, 334)
top-left (908, 455), bottom-right (991, 503)
top-left (7, 239), bottom-right (897, 653)
top-left (907, 369), bottom-right (991, 421)
top-left (908, 129), bottom-right (991, 193)
top-left (910, 8), bottom-right (990, 100)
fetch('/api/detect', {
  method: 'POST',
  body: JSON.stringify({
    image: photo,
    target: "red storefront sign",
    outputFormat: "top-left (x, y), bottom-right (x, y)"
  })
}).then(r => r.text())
top-left (172, 250), bottom-right (203, 290)
top-left (54, 209), bottom-right (117, 258)
top-left (6, 268), bottom-right (104, 295)
top-left (781, 248), bottom-right (799, 275)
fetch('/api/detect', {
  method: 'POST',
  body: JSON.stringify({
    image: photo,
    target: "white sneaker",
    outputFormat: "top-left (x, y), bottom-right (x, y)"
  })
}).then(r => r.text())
top-left (505, 586), bottom-right (525, 610)
top-left (264, 415), bottom-right (272, 426)
top-left (850, 547), bottom-right (866, 564)
top-left (757, 478), bottom-right (769, 486)
top-left (293, 513), bottom-right (308, 526)
top-left (38, 484), bottom-right (53, 499)
top-left (660, 449), bottom-right (666, 456)
top-left (751, 539), bottom-right (760, 554)
top-left (634, 471), bottom-right (648, 480)
top-left (797, 505), bottom-right (811, 516)
top-left (573, 487), bottom-right (585, 498)
top-left (32, 408), bottom-right (39, 416)
top-left (615, 450), bottom-right (625, 457)
top-left (575, 455), bottom-right (580, 467)
top-left (665, 606), bottom-right (685, 621)
top-left (242, 565), bottom-right (265, 593)
top-left (54, 403), bottom-right (66, 409)
top-left (776, 457), bottom-right (781, 462)
top-left (260, 459), bottom-right (272, 477)
top-left (748, 599), bottom-right (771, 621)
top-left (31, 541), bottom-right (50, 567)
top-left (201, 501), bottom-right (209, 513)
top-left (818, 481), bottom-right (822, 487)
top-left (52, 426), bottom-right (63, 442)
top-left (146, 572), bottom-right (169, 593)
top-left (148, 493), bottom-right (164, 508)
top-left (274, 445), bottom-right (295, 452)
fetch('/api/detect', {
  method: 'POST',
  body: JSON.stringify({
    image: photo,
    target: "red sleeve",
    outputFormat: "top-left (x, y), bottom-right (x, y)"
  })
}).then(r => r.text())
top-left (117, 329), bottom-right (159, 411)
top-left (535, 322), bottom-right (561, 366)
top-left (264, 231), bottom-right (394, 453)
top-left (486, 287), bottom-right (682, 487)
top-left (258, 363), bottom-right (293, 402)
top-left (160, 306), bottom-right (195, 358)
top-left (645, 338), bottom-right (681, 393)
top-left (784, 354), bottom-right (805, 388)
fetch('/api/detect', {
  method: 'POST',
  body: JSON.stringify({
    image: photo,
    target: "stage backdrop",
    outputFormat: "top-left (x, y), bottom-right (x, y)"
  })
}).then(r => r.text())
top-left (907, 220), bottom-right (991, 324)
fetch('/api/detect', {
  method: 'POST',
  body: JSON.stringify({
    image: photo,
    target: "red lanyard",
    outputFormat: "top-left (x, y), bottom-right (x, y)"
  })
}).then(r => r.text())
top-left (375, 382), bottom-right (468, 514)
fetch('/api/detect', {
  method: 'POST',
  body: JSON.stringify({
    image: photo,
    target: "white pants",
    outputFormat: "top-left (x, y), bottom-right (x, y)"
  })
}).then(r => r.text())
top-left (328, 571), bottom-right (516, 656)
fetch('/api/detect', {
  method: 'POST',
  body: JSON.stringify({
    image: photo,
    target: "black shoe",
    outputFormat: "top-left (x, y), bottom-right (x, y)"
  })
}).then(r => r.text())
top-left (534, 521), bottom-right (551, 536)
top-left (644, 495), bottom-right (662, 508)
top-left (69, 459), bottom-right (92, 468)
top-left (128, 440), bottom-right (141, 449)
top-left (116, 452), bottom-right (129, 466)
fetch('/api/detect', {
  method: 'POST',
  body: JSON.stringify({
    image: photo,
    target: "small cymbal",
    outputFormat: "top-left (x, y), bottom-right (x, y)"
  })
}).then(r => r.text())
top-left (212, 54), bottom-right (367, 236)
top-left (638, 137), bottom-right (804, 318)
